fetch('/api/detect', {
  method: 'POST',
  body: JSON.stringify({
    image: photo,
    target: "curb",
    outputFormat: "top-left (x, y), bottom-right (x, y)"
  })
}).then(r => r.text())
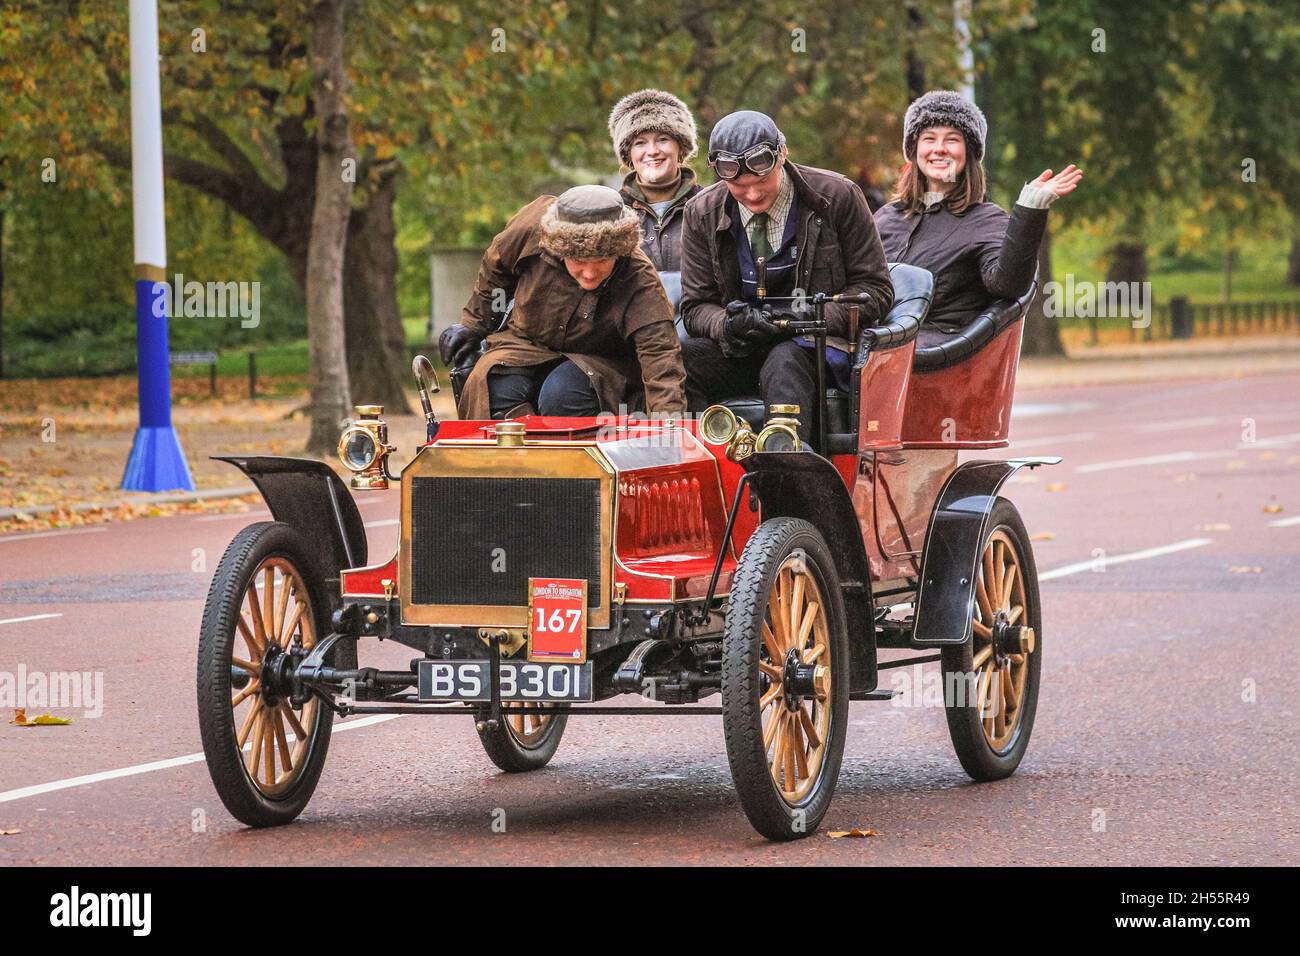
top-left (0, 484), bottom-right (257, 520)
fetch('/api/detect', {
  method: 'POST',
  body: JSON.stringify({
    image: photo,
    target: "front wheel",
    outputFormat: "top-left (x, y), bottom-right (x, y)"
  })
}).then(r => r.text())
top-left (722, 517), bottom-right (850, 841)
top-left (197, 522), bottom-right (334, 827)
top-left (475, 703), bottom-right (569, 772)
top-left (940, 497), bottom-right (1042, 781)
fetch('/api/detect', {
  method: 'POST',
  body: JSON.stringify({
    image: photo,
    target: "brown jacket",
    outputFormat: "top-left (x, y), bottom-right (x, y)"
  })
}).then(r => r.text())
top-left (679, 161), bottom-right (894, 352)
top-left (457, 196), bottom-right (687, 419)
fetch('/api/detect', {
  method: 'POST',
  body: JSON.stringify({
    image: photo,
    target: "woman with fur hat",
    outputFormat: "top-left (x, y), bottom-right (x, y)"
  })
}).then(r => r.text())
top-left (609, 89), bottom-right (702, 313)
top-left (874, 89), bottom-right (1082, 335)
top-left (442, 184), bottom-right (687, 420)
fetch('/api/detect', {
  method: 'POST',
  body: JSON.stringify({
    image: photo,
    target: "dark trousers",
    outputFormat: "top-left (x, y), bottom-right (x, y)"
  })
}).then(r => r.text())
top-left (487, 359), bottom-right (600, 418)
top-left (680, 337), bottom-right (818, 444)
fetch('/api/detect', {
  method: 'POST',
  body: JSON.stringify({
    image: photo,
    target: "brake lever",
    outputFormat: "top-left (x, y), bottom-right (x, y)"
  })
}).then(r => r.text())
top-left (411, 354), bottom-right (441, 442)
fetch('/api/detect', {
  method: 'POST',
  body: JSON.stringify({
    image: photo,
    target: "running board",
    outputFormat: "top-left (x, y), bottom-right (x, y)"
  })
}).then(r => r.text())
top-left (849, 689), bottom-right (899, 701)
top-left (334, 695), bottom-right (723, 716)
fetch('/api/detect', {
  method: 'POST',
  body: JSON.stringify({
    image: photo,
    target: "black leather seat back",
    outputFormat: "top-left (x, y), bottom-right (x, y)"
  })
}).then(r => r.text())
top-left (912, 277), bottom-right (1038, 372)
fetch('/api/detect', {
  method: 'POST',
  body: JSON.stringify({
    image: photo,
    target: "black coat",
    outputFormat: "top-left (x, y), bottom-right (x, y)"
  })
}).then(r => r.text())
top-left (619, 167), bottom-right (701, 274)
top-left (873, 198), bottom-right (1046, 332)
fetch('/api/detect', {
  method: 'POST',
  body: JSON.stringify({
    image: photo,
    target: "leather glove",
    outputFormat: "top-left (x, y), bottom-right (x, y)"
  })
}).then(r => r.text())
top-left (439, 324), bottom-right (484, 367)
top-left (723, 301), bottom-right (784, 344)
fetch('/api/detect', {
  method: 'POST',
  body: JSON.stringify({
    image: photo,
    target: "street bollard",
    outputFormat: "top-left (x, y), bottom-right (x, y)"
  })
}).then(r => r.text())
top-left (1170, 296), bottom-right (1193, 340)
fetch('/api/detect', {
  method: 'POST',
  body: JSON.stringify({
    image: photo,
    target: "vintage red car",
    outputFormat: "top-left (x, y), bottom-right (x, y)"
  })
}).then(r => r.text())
top-left (197, 262), bottom-right (1058, 840)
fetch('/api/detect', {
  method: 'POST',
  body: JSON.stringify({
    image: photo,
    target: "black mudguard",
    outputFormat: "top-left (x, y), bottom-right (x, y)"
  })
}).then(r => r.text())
top-left (745, 452), bottom-right (877, 694)
top-left (910, 456), bottom-right (1061, 647)
top-left (213, 456), bottom-right (368, 608)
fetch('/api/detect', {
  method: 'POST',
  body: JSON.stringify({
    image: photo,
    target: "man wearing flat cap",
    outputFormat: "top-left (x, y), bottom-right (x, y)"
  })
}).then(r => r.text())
top-left (608, 89), bottom-right (702, 314)
top-left (678, 110), bottom-right (894, 447)
top-left (442, 184), bottom-right (687, 420)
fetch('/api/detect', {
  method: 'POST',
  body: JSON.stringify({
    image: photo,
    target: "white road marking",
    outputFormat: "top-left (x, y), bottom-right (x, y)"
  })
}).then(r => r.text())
top-left (1239, 431), bottom-right (1300, 450)
top-left (0, 526), bottom-right (108, 544)
top-left (364, 519), bottom-right (399, 528)
top-left (0, 613), bottom-right (62, 626)
top-left (1007, 432), bottom-right (1096, 450)
top-left (195, 510), bottom-right (272, 522)
top-left (1040, 538), bottom-right (1213, 581)
top-left (1075, 450), bottom-right (1237, 473)
top-left (1012, 401), bottom-right (1099, 419)
top-left (0, 714), bottom-right (402, 805)
top-left (1138, 416), bottom-right (1222, 432)
top-left (1269, 515), bottom-right (1300, 527)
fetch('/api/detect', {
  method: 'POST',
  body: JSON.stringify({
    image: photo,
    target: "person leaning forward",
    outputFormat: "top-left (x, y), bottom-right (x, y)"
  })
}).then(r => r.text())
top-left (678, 110), bottom-right (893, 447)
top-left (443, 184), bottom-right (687, 420)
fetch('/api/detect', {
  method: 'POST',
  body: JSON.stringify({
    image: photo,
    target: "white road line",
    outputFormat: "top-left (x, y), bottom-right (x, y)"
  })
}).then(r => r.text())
top-left (0, 526), bottom-right (108, 544)
top-left (0, 714), bottom-right (402, 805)
top-left (1007, 432), bottom-right (1096, 450)
top-left (1269, 515), bottom-right (1300, 527)
top-left (1076, 450), bottom-right (1237, 473)
top-left (364, 519), bottom-right (399, 528)
top-left (0, 613), bottom-right (63, 626)
top-left (1138, 416), bottom-right (1222, 432)
top-left (1040, 538), bottom-right (1213, 581)
top-left (1240, 431), bottom-right (1300, 450)
top-left (195, 510), bottom-right (272, 522)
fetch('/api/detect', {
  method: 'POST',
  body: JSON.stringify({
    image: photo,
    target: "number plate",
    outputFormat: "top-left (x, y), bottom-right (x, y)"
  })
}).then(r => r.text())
top-left (417, 660), bottom-right (592, 702)
top-left (528, 577), bottom-right (588, 662)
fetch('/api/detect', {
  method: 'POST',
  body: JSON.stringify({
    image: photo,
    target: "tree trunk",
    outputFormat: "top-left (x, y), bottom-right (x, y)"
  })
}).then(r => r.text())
top-left (1288, 231), bottom-right (1300, 286)
top-left (344, 162), bottom-right (411, 412)
top-left (304, 0), bottom-right (355, 455)
top-left (1021, 221), bottom-right (1066, 357)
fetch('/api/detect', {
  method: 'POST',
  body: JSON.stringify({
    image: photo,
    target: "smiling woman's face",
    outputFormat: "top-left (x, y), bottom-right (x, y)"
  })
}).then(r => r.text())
top-left (916, 126), bottom-right (967, 191)
top-left (629, 133), bottom-right (681, 186)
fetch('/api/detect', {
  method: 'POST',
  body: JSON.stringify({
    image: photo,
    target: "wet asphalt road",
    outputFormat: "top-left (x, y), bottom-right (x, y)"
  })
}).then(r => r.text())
top-left (1, 370), bottom-right (1297, 865)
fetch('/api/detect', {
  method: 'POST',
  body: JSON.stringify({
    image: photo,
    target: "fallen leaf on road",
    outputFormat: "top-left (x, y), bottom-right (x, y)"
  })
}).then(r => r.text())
top-left (0, 829), bottom-right (20, 836)
top-left (1045, 483), bottom-right (1066, 493)
top-left (1257, 452), bottom-right (1276, 461)
top-left (1263, 504), bottom-right (1283, 514)
top-left (1030, 532), bottom-right (1056, 541)
top-left (1196, 523), bottom-right (1231, 532)
top-left (1229, 567), bottom-right (1263, 574)
top-left (13, 711), bottom-right (72, 726)
top-left (1225, 460), bottom-right (1247, 470)
top-left (828, 828), bottom-right (878, 839)
top-left (1174, 473), bottom-right (1197, 482)
top-left (11, 708), bottom-right (26, 724)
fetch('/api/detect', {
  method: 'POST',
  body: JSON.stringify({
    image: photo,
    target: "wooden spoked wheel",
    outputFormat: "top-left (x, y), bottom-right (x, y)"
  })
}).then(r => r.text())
top-left (723, 517), bottom-right (849, 841)
top-left (199, 522), bottom-right (334, 827)
top-left (504, 704), bottom-right (556, 747)
top-left (940, 498), bottom-right (1042, 782)
top-left (759, 554), bottom-right (832, 805)
top-left (230, 557), bottom-right (319, 798)
top-left (972, 529), bottom-right (1031, 752)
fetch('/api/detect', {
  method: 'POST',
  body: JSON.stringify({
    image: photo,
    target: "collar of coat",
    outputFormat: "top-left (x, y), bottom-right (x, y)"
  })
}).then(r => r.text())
top-left (621, 165), bottom-right (699, 210)
top-left (702, 161), bottom-right (835, 233)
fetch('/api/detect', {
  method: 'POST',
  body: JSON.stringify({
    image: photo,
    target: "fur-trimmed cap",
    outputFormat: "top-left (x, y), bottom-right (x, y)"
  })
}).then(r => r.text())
top-left (539, 185), bottom-right (641, 260)
top-left (903, 90), bottom-right (988, 161)
top-left (608, 89), bottom-right (698, 167)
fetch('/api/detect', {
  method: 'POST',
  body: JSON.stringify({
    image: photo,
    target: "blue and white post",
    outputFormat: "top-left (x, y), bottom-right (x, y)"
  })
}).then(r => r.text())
top-left (121, 0), bottom-right (194, 492)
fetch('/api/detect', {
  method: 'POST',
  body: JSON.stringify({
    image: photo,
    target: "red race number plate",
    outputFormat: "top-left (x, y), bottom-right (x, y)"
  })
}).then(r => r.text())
top-left (528, 578), bottom-right (588, 663)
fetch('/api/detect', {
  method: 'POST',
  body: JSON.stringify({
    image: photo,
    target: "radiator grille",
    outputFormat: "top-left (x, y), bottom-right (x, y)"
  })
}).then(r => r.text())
top-left (409, 477), bottom-right (602, 607)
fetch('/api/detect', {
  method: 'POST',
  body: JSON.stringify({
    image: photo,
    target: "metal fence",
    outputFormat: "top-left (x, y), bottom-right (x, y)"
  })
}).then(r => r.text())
top-left (1106, 298), bottom-right (1300, 342)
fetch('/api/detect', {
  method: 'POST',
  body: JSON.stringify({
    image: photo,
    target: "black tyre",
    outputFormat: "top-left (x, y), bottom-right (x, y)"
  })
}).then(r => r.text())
top-left (940, 497), bottom-right (1042, 781)
top-left (722, 517), bottom-right (850, 841)
top-left (197, 522), bottom-right (334, 827)
top-left (475, 704), bottom-right (569, 772)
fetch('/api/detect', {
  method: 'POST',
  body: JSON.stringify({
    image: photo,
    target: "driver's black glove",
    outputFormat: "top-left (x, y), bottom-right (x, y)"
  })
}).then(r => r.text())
top-left (439, 323), bottom-right (484, 367)
top-left (721, 301), bottom-right (784, 357)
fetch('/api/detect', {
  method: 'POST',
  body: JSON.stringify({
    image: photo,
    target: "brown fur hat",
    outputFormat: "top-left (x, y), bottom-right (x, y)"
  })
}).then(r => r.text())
top-left (608, 88), bottom-right (698, 167)
top-left (539, 185), bottom-right (641, 260)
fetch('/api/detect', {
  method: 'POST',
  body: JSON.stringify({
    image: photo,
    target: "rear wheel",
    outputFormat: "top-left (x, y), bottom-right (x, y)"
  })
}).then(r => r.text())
top-left (722, 517), bottom-right (849, 841)
top-left (940, 497), bottom-right (1042, 781)
top-left (475, 703), bottom-right (569, 772)
top-left (197, 522), bottom-right (334, 827)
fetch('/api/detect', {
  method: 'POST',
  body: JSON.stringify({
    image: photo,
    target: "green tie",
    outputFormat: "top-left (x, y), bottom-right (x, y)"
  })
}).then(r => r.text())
top-left (748, 212), bottom-right (773, 261)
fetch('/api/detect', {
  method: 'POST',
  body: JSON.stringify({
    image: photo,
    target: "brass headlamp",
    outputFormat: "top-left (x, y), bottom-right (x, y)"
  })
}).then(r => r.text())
top-left (698, 404), bottom-right (756, 462)
top-left (338, 404), bottom-right (395, 489)
top-left (756, 404), bottom-right (803, 453)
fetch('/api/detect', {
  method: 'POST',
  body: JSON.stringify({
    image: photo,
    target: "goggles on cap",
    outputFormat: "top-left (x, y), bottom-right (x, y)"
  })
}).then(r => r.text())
top-left (708, 142), bottom-right (781, 181)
